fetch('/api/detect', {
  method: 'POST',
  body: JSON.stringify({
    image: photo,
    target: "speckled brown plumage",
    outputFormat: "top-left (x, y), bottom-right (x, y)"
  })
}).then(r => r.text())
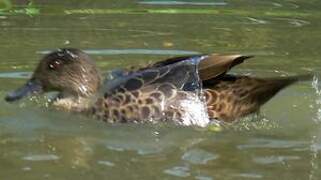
top-left (202, 75), bottom-right (303, 121)
top-left (92, 60), bottom-right (205, 124)
top-left (5, 49), bottom-right (311, 125)
top-left (90, 54), bottom-right (308, 123)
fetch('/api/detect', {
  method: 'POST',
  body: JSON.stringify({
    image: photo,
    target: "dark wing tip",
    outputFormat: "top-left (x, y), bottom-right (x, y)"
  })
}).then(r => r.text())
top-left (230, 55), bottom-right (254, 68)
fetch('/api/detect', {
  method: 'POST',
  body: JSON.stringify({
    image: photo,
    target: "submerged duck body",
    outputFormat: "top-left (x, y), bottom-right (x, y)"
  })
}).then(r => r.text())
top-left (5, 48), bottom-right (309, 126)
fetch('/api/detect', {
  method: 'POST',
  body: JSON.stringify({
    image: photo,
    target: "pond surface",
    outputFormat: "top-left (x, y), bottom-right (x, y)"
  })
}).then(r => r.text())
top-left (0, 0), bottom-right (321, 179)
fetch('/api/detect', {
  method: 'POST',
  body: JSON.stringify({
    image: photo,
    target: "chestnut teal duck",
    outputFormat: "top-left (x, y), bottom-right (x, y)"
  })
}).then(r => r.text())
top-left (5, 48), bottom-right (310, 126)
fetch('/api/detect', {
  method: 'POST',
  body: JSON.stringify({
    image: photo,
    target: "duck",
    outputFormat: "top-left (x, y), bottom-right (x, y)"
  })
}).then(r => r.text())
top-left (4, 48), bottom-right (310, 126)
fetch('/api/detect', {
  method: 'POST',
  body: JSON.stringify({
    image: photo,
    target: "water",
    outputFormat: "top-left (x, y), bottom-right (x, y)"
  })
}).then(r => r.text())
top-left (0, 0), bottom-right (321, 179)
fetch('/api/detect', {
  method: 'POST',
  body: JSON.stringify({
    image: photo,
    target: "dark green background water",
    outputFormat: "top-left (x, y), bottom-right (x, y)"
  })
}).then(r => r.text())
top-left (0, 0), bottom-right (321, 179)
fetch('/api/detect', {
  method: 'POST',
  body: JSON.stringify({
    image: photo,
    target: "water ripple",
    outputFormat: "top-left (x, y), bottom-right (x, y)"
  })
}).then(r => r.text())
top-left (237, 138), bottom-right (307, 150)
top-left (181, 148), bottom-right (218, 164)
top-left (0, 71), bottom-right (30, 79)
top-left (232, 173), bottom-right (263, 179)
top-left (163, 165), bottom-right (191, 177)
top-left (97, 160), bottom-right (115, 167)
top-left (253, 155), bottom-right (301, 165)
top-left (38, 49), bottom-right (200, 56)
top-left (138, 1), bottom-right (227, 6)
top-left (22, 154), bottom-right (60, 161)
top-left (246, 17), bottom-right (268, 24)
top-left (275, 18), bottom-right (310, 27)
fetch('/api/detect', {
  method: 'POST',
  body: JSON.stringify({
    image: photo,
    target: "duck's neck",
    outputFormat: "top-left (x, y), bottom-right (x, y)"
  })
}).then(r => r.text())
top-left (52, 96), bottom-right (90, 112)
top-left (52, 90), bottom-right (98, 113)
top-left (52, 73), bottom-right (103, 112)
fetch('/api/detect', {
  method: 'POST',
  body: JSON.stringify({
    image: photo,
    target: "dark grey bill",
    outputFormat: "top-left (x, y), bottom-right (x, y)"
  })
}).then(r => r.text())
top-left (5, 79), bottom-right (43, 102)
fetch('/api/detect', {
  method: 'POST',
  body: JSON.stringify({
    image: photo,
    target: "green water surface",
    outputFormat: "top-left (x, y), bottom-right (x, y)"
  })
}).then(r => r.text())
top-left (0, 0), bottom-right (321, 179)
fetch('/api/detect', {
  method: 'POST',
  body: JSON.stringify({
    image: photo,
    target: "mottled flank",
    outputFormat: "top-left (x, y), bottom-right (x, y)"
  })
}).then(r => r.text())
top-left (5, 49), bottom-right (311, 125)
top-left (93, 80), bottom-right (203, 124)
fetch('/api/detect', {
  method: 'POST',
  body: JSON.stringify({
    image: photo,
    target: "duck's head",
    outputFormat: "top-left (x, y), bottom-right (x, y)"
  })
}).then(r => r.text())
top-left (5, 48), bottom-right (101, 102)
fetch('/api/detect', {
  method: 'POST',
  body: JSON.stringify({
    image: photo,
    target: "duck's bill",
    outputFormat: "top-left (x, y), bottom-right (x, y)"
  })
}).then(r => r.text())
top-left (5, 79), bottom-right (43, 102)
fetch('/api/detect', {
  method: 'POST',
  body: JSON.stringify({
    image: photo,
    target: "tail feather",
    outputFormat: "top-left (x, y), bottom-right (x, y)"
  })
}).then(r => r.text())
top-left (253, 74), bottom-right (312, 105)
top-left (204, 74), bottom-right (312, 121)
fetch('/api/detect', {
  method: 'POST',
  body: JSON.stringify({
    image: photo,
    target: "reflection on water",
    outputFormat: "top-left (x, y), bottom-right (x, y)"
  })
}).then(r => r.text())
top-left (1, 0), bottom-right (321, 179)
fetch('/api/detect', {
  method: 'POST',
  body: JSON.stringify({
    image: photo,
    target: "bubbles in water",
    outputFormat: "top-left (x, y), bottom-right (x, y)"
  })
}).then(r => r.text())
top-left (229, 113), bottom-right (278, 131)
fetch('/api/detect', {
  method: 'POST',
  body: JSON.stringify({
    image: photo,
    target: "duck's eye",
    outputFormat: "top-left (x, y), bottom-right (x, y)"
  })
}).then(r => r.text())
top-left (48, 59), bottom-right (63, 70)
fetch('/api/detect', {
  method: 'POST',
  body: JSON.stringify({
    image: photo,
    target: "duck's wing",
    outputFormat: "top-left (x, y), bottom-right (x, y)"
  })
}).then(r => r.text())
top-left (125, 54), bottom-right (252, 82)
top-left (149, 55), bottom-right (203, 68)
top-left (103, 59), bottom-right (202, 95)
top-left (197, 54), bottom-right (253, 81)
top-left (96, 59), bottom-right (209, 125)
top-left (147, 54), bottom-right (253, 81)
top-left (102, 55), bottom-right (202, 90)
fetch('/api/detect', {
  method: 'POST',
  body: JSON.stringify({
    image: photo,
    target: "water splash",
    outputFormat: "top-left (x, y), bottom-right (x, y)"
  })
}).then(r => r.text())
top-left (309, 135), bottom-right (319, 180)
top-left (309, 75), bottom-right (321, 180)
top-left (229, 113), bottom-right (278, 131)
top-left (311, 75), bottom-right (321, 123)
